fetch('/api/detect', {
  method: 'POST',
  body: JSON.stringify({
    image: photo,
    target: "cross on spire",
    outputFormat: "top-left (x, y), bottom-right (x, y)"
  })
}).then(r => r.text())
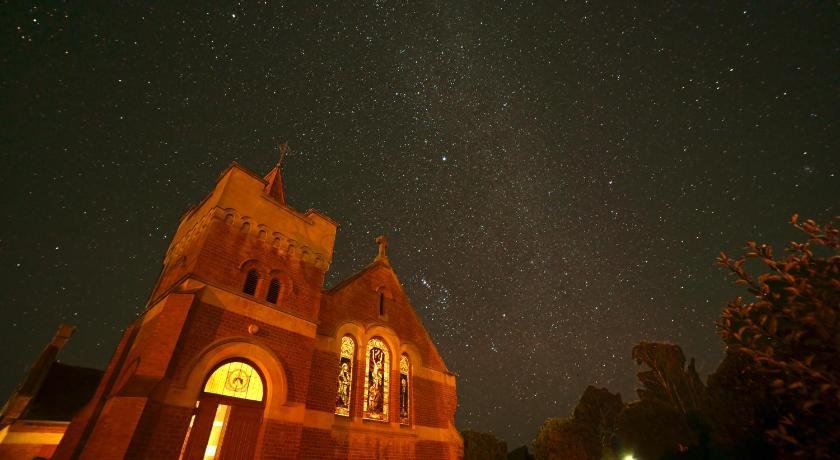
top-left (375, 235), bottom-right (389, 262)
top-left (263, 142), bottom-right (289, 204)
top-left (277, 142), bottom-right (291, 166)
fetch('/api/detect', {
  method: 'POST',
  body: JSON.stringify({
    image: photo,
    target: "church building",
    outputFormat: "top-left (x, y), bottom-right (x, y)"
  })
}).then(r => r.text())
top-left (48, 158), bottom-right (462, 459)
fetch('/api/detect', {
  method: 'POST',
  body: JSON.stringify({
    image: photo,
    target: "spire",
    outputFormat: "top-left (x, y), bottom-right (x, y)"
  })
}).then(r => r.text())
top-left (375, 235), bottom-right (389, 263)
top-left (263, 142), bottom-right (290, 204)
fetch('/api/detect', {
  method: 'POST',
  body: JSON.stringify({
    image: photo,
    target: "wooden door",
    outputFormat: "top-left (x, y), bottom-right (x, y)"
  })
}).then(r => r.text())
top-left (218, 404), bottom-right (262, 460)
top-left (183, 400), bottom-right (220, 460)
top-left (182, 396), bottom-right (263, 460)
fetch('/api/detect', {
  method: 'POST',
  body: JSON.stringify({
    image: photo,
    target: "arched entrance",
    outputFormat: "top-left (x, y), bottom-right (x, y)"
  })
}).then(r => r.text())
top-left (181, 360), bottom-right (265, 460)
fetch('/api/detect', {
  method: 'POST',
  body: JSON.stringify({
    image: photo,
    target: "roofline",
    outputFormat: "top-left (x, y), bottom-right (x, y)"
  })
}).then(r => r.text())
top-left (177, 161), bottom-right (339, 230)
top-left (325, 259), bottom-right (452, 374)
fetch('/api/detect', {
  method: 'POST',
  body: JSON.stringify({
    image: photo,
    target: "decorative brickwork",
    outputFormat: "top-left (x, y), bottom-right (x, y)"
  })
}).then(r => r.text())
top-left (52, 162), bottom-right (462, 459)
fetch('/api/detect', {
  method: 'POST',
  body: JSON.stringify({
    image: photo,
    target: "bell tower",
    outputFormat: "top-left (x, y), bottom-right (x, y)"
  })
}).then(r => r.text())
top-left (53, 158), bottom-right (338, 459)
top-left (53, 152), bottom-right (461, 460)
top-left (149, 156), bottom-right (337, 322)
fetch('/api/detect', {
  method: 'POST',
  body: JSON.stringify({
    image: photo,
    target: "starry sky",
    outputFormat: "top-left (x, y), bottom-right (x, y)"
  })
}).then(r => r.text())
top-left (1, 1), bottom-right (838, 448)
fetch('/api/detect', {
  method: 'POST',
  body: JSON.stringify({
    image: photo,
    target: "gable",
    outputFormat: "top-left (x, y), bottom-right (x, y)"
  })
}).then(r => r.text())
top-left (319, 261), bottom-right (449, 373)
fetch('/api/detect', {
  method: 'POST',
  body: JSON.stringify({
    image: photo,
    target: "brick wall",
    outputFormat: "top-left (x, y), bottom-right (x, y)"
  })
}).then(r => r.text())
top-left (125, 401), bottom-right (192, 459)
top-left (298, 427), bottom-right (341, 459)
top-left (168, 301), bottom-right (315, 403)
top-left (417, 440), bottom-right (455, 459)
top-left (413, 377), bottom-right (457, 429)
top-left (306, 349), bottom-right (341, 412)
top-left (319, 263), bottom-right (447, 372)
top-left (52, 321), bottom-right (140, 460)
top-left (260, 420), bottom-right (303, 459)
top-left (193, 219), bottom-right (326, 319)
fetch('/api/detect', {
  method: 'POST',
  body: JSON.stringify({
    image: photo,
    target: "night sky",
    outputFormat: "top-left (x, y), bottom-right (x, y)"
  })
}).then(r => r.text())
top-left (2, 2), bottom-right (838, 448)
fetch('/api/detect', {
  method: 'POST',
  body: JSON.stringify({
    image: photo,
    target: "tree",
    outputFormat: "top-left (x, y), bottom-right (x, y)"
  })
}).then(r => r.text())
top-left (533, 417), bottom-right (595, 460)
top-left (572, 386), bottom-right (624, 457)
top-left (614, 398), bottom-right (696, 460)
top-left (631, 341), bottom-right (706, 414)
top-left (717, 215), bottom-right (840, 458)
top-left (603, 342), bottom-right (706, 459)
top-left (462, 430), bottom-right (507, 460)
top-left (507, 445), bottom-right (534, 460)
top-left (704, 349), bottom-right (775, 458)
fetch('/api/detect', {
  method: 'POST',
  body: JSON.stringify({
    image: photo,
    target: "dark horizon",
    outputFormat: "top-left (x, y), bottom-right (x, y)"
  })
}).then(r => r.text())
top-left (2, 2), bottom-right (838, 448)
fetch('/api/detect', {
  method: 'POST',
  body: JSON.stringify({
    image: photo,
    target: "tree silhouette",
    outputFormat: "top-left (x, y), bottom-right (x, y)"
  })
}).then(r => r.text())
top-left (717, 215), bottom-right (840, 458)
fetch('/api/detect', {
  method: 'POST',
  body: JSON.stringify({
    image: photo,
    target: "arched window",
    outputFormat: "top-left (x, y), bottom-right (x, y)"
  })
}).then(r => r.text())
top-left (362, 337), bottom-right (390, 421)
top-left (203, 361), bottom-right (264, 401)
top-left (335, 336), bottom-right (355, 416)
top-left (399, 354), bottom-right (410, 425)
top-left (243, 269), bottom-right (259, 295)
top-left (266, 278), bottom-right (280, 304)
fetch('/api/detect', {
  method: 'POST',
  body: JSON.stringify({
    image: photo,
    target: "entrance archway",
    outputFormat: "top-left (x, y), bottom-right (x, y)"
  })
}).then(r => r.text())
top-left (181, 360), bottom-right (265, 460)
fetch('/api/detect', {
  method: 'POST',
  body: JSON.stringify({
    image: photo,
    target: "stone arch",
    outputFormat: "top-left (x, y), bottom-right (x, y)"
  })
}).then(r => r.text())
top-left (222, 208), bottom-right (237, 225)
top-left (166, 338), bottom-right (288, 419)
top-left (257, 224), bottom-right (269, 241)
top-left (239, 259), bottom-right (268, 296)
top-left (271, 232), bottom-right (285, 250)
top-left (399, 341), bottom-right (424, 370)
top-left (240, 216), bottom-right (252, 233)
top-left (365, 324), bottom-right (400, 355)
top-left (334, 322), bottom-right (365, 346)
top-left (266, 270), bottom-right (294, 305)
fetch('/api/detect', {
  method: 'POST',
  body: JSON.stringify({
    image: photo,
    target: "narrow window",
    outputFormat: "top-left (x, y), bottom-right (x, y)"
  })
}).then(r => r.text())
top-left (379, 292), bottom-right (385, 316)
top-left (399, 354), bottom-right (410, 425)
top-left (266, 278), bottom-right (280, 304)
top-left (242, 269), bottom-right (259, 295)
top-left (362, 337), bottom-right (390, 421)
top-left (335, 336), bottom-right (355, 417)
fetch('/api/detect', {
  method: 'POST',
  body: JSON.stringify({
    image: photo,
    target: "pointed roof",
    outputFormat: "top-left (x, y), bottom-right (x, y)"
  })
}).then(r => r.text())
top-left (263, 142), bottom-right (291, 204)
top-left (322, 237), bottom-right (451, 373)
top-left (262, 164), bottom-right (286, 204)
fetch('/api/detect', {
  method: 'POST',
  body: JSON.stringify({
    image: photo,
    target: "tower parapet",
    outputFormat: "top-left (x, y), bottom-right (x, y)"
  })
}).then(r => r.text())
top-left (150, 162), bottom-right (337, 321)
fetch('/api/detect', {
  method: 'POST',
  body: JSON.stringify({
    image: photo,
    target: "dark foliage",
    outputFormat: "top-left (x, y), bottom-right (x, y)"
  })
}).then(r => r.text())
top-left (462, 429), bottom-right (507, 460)
top-left (532, 216), bottom-right (839, 459)
top-left (507, 445), bottom-right (534, 460)
top-left (532, 417), bottom-right (595, 460)
top-left (716, 215), bottom-right (840, 458)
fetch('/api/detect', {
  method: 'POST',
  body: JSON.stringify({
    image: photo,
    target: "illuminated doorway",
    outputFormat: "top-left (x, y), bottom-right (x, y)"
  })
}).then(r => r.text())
top-left (181, 360), bottom-right (265, 460)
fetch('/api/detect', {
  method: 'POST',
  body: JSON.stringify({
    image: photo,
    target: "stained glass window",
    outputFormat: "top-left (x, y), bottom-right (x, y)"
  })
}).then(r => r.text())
top-left (335, 336), bottom-right (354, 416)
top-left (203, 361), bottom-right (264, 401)
top-left (399, 354), bottom-right (409, 425)
top-left (362, 337), bottom-right (389, 421)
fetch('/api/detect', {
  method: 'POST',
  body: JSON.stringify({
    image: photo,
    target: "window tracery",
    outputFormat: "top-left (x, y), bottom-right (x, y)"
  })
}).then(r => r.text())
top-left (203, 360), bottom-right (264, 401)
top-left (399, 354), bottom-right (409, 425)
top-left (335, 336), bottom-right (354, 416)
top-left (362, 337), bottom-right (389, 421)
